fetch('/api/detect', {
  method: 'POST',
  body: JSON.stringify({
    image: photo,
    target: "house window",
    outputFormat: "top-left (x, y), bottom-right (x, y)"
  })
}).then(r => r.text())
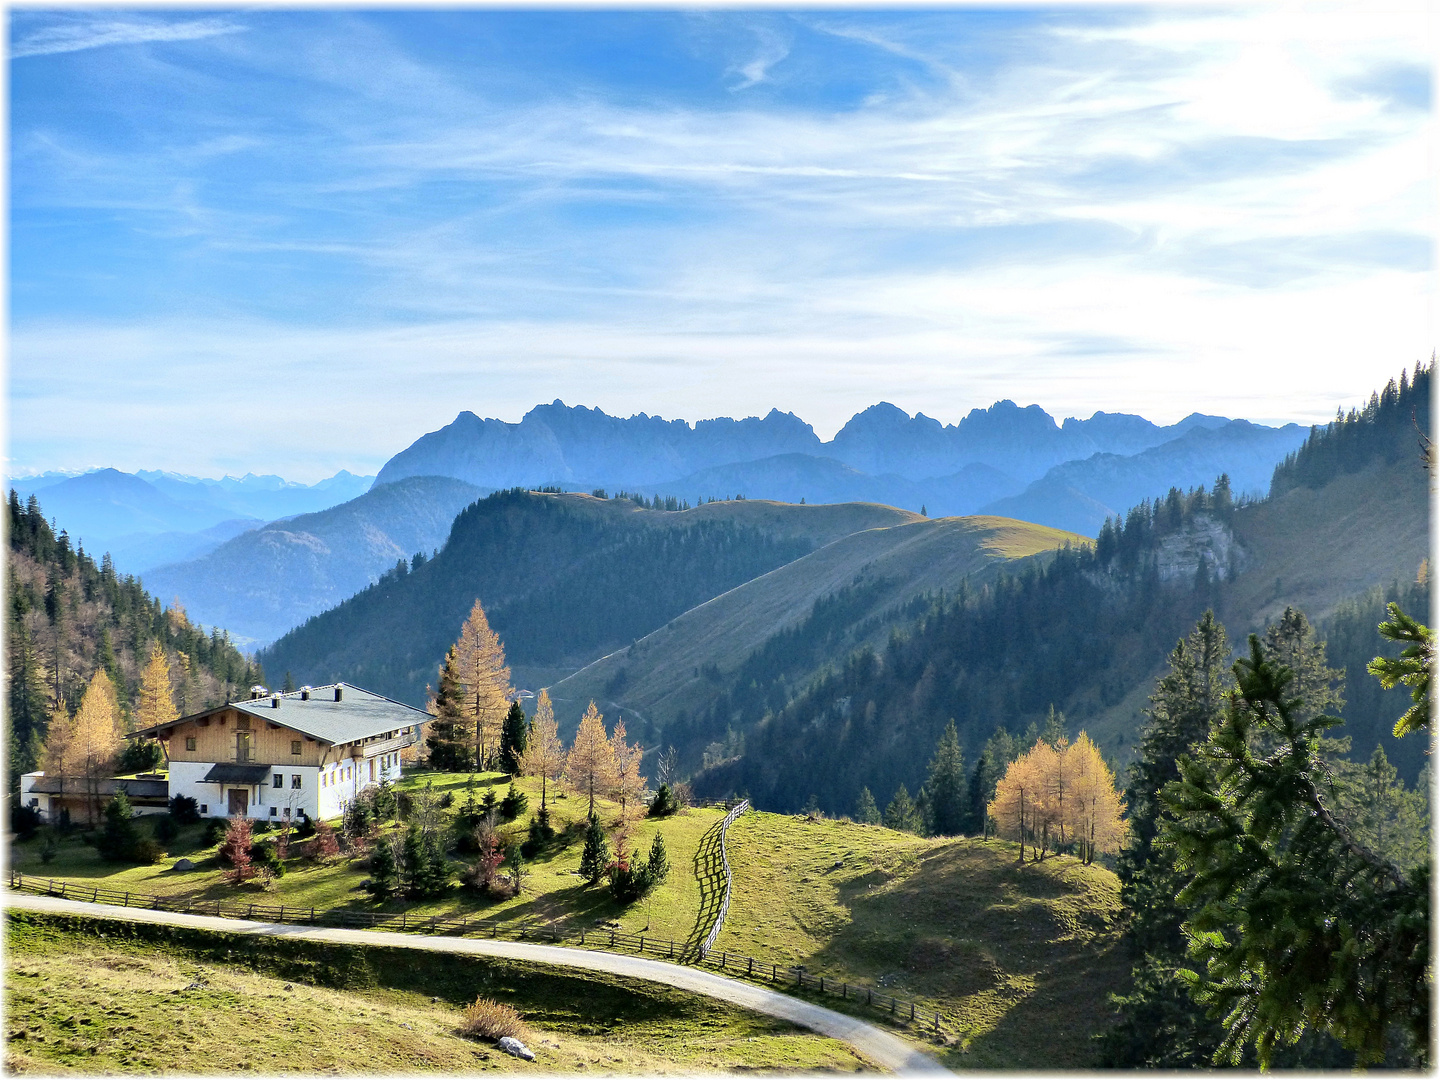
top-left (283, 807), bottom-right (291, 817)
top-left (185, 737), bottom-right (197, 751)
top-left (28, 798), bottom-right (38, 808)
top-left (273, 774), bottom-right (283, 788)
top-left (200, 804), bottom-right (209, 814)
top-left (369, 760), bottom-right (375, 781)
top-left (236, 715), bottom-right (250, 730)
top-left (291, 740), bottom-right (302, 755)
top-left (291, 775), bottom-right (302, 789)
top-left (269, 807), bottom-right (277, 817)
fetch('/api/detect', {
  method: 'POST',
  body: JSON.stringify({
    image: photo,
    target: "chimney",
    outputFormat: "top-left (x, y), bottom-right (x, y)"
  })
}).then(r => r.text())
top-left (334, 684), bottom-right (344, 702)
top-left (249, 685), bottom-right (268, 700)
top-left (271, 693), bottom-right (281, 709)
top-left (300, 686), bottom-right (312, 701)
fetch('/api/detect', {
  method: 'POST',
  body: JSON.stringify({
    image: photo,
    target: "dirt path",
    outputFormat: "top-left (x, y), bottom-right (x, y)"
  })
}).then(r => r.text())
top-left (7, 893), bottom-right (947, 1074)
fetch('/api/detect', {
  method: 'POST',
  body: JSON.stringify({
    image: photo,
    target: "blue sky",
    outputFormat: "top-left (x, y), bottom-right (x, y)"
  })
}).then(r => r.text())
top-left (9, 6), bottom-right (1433, 480)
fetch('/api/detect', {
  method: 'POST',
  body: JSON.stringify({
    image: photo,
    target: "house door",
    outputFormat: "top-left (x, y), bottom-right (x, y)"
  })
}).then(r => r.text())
top-left (228, 788), bottom-right (249, 816)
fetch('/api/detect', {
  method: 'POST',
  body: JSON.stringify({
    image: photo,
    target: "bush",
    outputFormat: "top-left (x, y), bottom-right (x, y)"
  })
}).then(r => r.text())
top-left (648, 784), bottom-right (680, 818)
top-left (11, 803), bottom-right (42, 841)
top-left (439, 792), bottom-right (455, 810)
top-left (39, 828), bottom-right (59, 864)
top-left (460, 997), bottom-right (527, 1042)
top-left (521, 809), bottom-right (554, 858)
top-left (169, 795), bottom-right (200, 825)
top-left (293, 812), bottom-right (315, 840)
top-left (500, 787), bottom-right (528, 822)
top-left (133, 838), bottom-right (165, 864)
top-left (252, 818), bottom-right (272, 834)
top-left (204, 818), bottom-right (229, 847)
top-left (249, 841), bottom-right (285, 878)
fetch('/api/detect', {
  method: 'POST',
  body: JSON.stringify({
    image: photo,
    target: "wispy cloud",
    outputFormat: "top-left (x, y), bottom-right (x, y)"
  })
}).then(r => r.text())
top-left (10, 13), bottom-right (244, 58)
top-left (728, 24), bottom-right (792, 90)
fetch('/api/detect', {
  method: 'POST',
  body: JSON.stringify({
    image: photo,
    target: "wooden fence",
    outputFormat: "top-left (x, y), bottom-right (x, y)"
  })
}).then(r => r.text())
top-left (6, 869), bottom-right (949, 1034)
top-left (698, 798), bottom-right (748, 958)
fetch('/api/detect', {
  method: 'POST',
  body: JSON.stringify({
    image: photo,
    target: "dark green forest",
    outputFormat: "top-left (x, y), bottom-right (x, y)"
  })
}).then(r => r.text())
top-left (6, 491), bottom-right (262, 789)
top-left (1270, 360), bottom-right (1430, 496)
top-left (261, 489), bottom-right (813, 705)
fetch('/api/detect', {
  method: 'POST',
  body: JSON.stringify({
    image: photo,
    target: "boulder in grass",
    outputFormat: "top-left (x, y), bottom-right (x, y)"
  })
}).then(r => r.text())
top-left (497, 1037), bottom-right (535, 1060)
top-left (172, 858), bottom-right (195, 871)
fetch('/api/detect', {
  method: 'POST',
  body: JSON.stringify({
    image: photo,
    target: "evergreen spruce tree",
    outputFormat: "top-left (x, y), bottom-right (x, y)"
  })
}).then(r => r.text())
top-left (646, 831), bottom-right (670, 885)
top-left (425, 647), bottom-right (469, 770)
top-left (884, 784), bottom-right (922, 833)
top-left (401, 823), bottom-right (428, 896)
top-left (96, 790), bottom-right (140, 862)
top-left (853, 787), bottom-right (881, 825)
top-left (1100, 611), bottom-right (1232, 1067)
top-left (499, 700), bottom-right (528, 775)
top-left (366, 837), bottom-right (399, 899)
top-left (924, 719), bottom-right (967, 835)
top-left (579, 813), bottom-right (610, 885)
top-left (417, 831), bottom-right (451, 897)
top-left (966, 753), bottom-right (998, 837)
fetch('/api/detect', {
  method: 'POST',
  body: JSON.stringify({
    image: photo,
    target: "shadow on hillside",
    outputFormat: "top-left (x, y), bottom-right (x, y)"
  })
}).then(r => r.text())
top-left (799, 841), bottom-right (1128, 1067)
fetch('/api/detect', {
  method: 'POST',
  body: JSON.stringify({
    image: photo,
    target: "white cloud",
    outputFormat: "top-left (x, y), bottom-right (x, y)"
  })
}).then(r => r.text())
top-left (10, 14), bottom-right (244, 59)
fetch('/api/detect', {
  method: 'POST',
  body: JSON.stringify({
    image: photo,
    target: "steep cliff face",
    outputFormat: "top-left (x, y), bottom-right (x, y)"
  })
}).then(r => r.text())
top-left (1155, 514), bottom-right (1246, 583)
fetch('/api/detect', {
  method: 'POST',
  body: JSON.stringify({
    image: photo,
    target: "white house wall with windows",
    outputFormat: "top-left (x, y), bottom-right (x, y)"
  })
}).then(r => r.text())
top-left (131, 683), bottom-right (426, 821)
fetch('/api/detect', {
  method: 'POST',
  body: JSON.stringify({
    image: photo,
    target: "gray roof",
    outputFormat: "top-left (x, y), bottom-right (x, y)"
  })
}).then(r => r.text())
top-left (201, 764), bottom-right (273, 785)
top-left (27, 775), bottom-right (168, 798)
top-left (133, 682), bottom-right (428, 746)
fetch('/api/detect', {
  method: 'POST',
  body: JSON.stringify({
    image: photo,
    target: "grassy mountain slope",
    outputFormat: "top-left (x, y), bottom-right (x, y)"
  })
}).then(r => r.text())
top-left (8, 911), bottom-right (869, 1074)
top-left (143, 476), bottom-right (486, 648)
top-left (9, 770), bottom-right (1126, 1069)
top-left (260, 492), bottom-right (917, 704)
top-left (548, 515), bottom-right (1085, 739)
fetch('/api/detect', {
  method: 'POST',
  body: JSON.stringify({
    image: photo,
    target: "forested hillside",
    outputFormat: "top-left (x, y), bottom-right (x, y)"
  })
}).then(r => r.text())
top-left (690, 363), bottom-right (1431, 809)
top-left (692, 483), bottom-right (1236, 812)
top-left (259, 492), bottom-right (911, 705)
top-left (6, 491), bottom-right (262, 789)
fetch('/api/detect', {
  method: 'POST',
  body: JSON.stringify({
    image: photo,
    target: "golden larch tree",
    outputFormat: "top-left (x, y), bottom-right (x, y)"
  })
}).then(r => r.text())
top-left (519, 689), bottom-right (566, 809)
top-left (1063, 733), bottom-right (1126, 864)
top-left (989, 746), bottom-right (1044, 862)
top-left (41, 701), bottom-right (80, 808)
top-left (455, 600), bottom-right (512, 772)
top-left (609, 717), bottom-right (646, 822)
top-left (69, 669), bottom-right (124, 824)
top-left (565, 700), bottom-right (617, 818)
top-left (134, 642), bottom-right (178, 733)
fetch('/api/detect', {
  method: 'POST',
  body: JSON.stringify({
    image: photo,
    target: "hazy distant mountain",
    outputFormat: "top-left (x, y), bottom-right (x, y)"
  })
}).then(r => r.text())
top-left (7, 469), bottom-right (257, 552)
top-left (373, 403), bottom-right (823, 490)
top-left (106, 518), bottom-right (261, 573)
top-left (372, 398), bottom-right (1245, 500)
top-left (7, 468), bottom-right (376, 572)
top-left (141, 476), bottom-right (485, 647)
top-left (136, 469), bottom-right (374, 521)
top-left (981, 419), bottom-right (1309, 535)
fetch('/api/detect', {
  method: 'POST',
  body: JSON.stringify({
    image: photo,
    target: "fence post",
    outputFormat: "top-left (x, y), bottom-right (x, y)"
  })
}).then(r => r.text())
top-left (580, 930), bottom-right (586, 945)
top-left (819, 976), bottom-right (824, 993)
top-left (639, 936), bottom-right (644, 953)
top-left (842, 983), bottom-right (847, 1000)
top-left (721, 952), bottom-right (726, 969)
top-left (933, 1013), bottom-right (940, 1033)
top-left (890, 996), bottom-right (897, 1015)
top-left (310, 908), bottom-right (316, 924)
top-left (401, 912), bottom-right (407, 930)
top-left (867, 988), bottom-right (872, 1005)
top-left (610, 930), bottom-right (615, 948)
top-left (668, 940), bottom-right (673, 958)
top-left (910, 1003), bottom-right (916, 1022)
top-left (747, 957), bottom-right (753, 977)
